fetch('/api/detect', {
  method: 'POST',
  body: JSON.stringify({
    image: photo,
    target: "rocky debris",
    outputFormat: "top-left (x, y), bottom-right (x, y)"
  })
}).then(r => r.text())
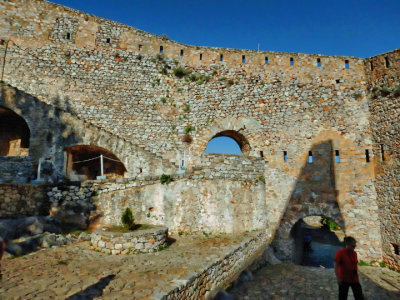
top-left (0, 216), bottom-right (62, 241)
top-left (6, 232), bottom-right (75, 256)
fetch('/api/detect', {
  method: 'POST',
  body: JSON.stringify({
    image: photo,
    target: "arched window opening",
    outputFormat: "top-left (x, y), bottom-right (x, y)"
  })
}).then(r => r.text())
top-left (205, 130), bottom-right (250, 155)
top-left (65, 145), bottom-right (126, 181)
top-left (290, 215), bottom-right (344, 268)
top-left (0, 106), bottom-right (30, 156)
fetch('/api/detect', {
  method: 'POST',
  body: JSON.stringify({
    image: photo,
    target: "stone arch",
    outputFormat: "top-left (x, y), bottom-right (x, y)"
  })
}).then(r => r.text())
top-left (206, 130), bottom-right (250, 155)
top-left (0, 106), bottom-right (30, 156)
top-left (191, 116), bottom-right (262, 157)
top-left (65, 145), bottom-right (127, 180)
top-left (289, 215), bottom-right (344, 268)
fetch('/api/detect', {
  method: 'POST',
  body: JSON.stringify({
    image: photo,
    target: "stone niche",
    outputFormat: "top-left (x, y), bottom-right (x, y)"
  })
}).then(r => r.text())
top-left (91, 226), bottom-right (168, 255)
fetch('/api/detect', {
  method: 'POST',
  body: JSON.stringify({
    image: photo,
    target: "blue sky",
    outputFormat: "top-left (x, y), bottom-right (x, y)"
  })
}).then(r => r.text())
top-left (51, 0), bottom-right (399, 58)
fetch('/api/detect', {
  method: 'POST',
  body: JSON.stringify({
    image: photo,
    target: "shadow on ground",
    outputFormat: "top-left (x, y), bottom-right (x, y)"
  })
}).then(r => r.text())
top-left (67, 275), bottom-right (115, 300)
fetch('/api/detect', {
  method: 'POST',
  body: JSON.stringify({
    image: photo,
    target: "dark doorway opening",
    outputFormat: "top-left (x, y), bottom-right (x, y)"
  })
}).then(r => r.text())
top-left (0, 106), bottom-right (30, 156)
top-left (65, 145), bottom-right (126, 180)
top-left (290, 216), bottom-right (344, 268)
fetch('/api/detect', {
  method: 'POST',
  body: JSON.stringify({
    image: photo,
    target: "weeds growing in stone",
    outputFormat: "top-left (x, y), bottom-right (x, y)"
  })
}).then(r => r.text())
top-left (160, 174), bottom-right (173, 184)
top-left (173, 67), bottom-right (191, 78)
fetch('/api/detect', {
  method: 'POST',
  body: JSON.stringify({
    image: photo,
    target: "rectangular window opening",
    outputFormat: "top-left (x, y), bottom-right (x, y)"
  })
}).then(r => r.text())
top-left (290, 57), bottom-right (294, 66)
top-left (380, 144), bottom-right (385, 161)
top-left (265, 57), bottom-right (269, 64)
top-left (385, 57), bottom-right (390, 68)
top-left (260, 151), bottom-right (264, 158)
top-left (242, 55), bottom-right (246, 63)
top-left (283, 151), bottom-right (288, 162)
top-left (139, 168), bottom-right (143, 173)
top-left (335, 79), bottom-right (341, 84)
top-left (160, 46), bottom-right (163, 54)
top-left (335, 150), bottom-right (340, 163)
top-left (393, 244), bottom-right (400, 255)
top-left (180, 49), bottom-right (184, 56)
top-left (138, 44), bottom-right (143, 51)
top-left (220, 54), bottom-right (224, 62)
top-left (66, 32), bottom-right (71, 40)
top-left (365, 149), bottom-right (370, 163)
top-left (106, 38), bottom-right (111, 44)
top-left (200, 53), bottom-right (203, 61)
top-left (317, 58), bottom-right (321, 67)
top-left (308, 151), bottom-right (313, 163)
top-left (370, 61), bottom-right (374, 71)
top-left (345, 59), bottom-right (350, 69)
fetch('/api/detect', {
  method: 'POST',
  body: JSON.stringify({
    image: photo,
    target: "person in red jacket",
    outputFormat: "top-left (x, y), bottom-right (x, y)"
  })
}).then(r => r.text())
top-left (334, 236), bottom-right (364, 300)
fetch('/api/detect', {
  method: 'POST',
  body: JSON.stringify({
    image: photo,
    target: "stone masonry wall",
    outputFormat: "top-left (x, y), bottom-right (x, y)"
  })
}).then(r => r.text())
top-left (193, 153), bottom-right (266, 181)
top-left (0, 83), bottom-right (175, 182)
top-left (0, 156), bottom-right (34, 183)
top-left (0, 183), bottom-right (49, 217)
top-left (93, 177), bottom-right (267, 234)
top-left (366, 49), bottom-right (400, 269)
top-left (0, 0), bottom-right (395, 263)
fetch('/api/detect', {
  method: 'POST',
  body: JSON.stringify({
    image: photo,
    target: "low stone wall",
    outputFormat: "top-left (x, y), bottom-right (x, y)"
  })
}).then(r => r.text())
top-left (164, 230), bottom-right (268, 299)
top-left (91, 226), bottom-right (168, 255)
top-left (0, 183), bottom-right (49, 217)
top-left (193, 153), bottom-right (266, 181)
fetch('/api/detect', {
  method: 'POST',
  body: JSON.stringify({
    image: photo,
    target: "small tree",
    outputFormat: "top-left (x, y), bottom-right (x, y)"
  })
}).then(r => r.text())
top-left (121, 208), bottom-right (135, 230)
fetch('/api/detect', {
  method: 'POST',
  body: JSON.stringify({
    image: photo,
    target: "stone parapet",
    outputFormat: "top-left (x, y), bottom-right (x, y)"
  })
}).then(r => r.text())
top-left (164, 230), bottom-right (268, 299)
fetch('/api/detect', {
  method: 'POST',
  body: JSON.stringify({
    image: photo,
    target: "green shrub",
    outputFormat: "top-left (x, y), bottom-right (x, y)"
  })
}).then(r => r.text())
top-left (321, 216), bottom-right (341, 231)
top-left (160, 174), bottom-right (173, 184)
top-left (218, 77), bottom-right (226, 81)
top-left (160, 97), bottom-right (167, 103)
top-left (353, 93), bottom-right (362, 100)
top-left (379, 261), bottom-right (386, 268)
top-left (227, 79), bottom-right (234, 85)
top-left (358, 260), bottom-right (369, 266)
top-left (173, 67), bottom-right (191, 78)
top-left (256, 175), bottom-right (265, 184)
top-left (157, 242), bottom-right (169, 251)
top-left (190, 73), bottom-right (199, 82)
top-left (380, 87), bottom-right (392, 97)
top-left (121, 208), bottom-right (135, 230)
top-left (393, 84), bottom-right (400, 97)
top-left (183, 104), bottom-right (191, 112)
top-left (184, 125), bottom-right (194, 134)
top-left (136, 54), bottom-right (142, 60)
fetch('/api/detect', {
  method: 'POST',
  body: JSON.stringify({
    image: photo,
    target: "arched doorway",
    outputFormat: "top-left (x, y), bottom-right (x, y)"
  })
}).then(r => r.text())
top-left (290, 215), bottom-right (344, 268)
top-left (0, 106), bottom-right (30, 156)
top-left (65, 145), bottom-right (126, 180)
top-left (205, 130), bottom-right (250, 155)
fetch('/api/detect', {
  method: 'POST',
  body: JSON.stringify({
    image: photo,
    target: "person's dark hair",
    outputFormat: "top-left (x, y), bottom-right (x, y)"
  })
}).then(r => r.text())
top-left (344, 236), bottom-right (356, 246)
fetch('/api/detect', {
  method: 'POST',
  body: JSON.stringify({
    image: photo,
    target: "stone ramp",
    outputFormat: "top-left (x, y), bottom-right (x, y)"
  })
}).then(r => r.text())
top-left (0, 231), bottom-right (267, 299)
top-left (228, 263), bottom-right (400, 300)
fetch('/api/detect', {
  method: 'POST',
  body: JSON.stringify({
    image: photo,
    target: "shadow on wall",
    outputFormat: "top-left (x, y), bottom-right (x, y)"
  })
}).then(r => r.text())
top-left (0, 83), bottom-right (83, 182)
top-left (0, 83), bottom-right (127, 183)
top-left (270, 140), bottom-right (346, 263)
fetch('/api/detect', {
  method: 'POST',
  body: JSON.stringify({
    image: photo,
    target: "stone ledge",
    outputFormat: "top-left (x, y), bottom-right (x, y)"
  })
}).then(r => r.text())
top-left (91, 226), bottom-right (168, 254)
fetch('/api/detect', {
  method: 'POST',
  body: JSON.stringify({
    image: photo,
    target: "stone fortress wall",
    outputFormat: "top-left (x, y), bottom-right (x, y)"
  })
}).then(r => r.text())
top-left (0, 0), bottom-right (398, 269)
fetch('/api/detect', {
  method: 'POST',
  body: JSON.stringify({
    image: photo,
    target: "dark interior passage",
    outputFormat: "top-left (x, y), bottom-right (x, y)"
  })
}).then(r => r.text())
top-left (66, 145), bottom-right (126, 180)
top-left (291, 216), bottom-right (344, 268)
top-left (0, 106), bottom-right (30, 156)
